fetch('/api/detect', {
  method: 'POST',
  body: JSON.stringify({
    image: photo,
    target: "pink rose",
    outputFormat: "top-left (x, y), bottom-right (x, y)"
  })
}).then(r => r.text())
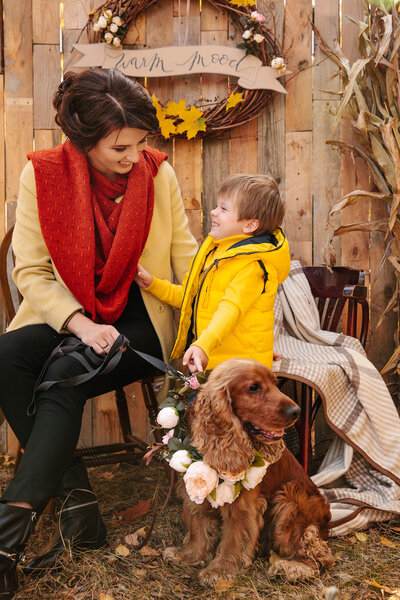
top-left (188, 375), bottom-right (200, 390)
top-left (162, 428), bottom-right (174, 445)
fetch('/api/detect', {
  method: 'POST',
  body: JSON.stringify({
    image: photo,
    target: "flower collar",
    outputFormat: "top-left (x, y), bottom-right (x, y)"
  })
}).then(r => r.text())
top-left (155, 373), bottom-right (272, 507)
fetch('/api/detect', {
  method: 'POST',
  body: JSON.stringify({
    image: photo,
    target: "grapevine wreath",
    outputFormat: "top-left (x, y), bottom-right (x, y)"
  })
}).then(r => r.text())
top-left (83, 0), bottom-right (286, 139)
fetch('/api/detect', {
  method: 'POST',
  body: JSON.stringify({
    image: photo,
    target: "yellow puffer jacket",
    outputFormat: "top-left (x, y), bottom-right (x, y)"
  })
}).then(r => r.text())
top-left (147, 228), bottom-right (290, 369)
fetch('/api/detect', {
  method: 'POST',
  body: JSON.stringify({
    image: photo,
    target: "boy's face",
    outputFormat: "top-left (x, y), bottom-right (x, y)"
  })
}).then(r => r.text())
top-left (210, 196), bottom-right (258, 241)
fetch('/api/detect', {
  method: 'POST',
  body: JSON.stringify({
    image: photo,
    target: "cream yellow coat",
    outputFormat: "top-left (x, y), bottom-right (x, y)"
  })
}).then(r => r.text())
top-left (9, 159), bottom-right (198, 364)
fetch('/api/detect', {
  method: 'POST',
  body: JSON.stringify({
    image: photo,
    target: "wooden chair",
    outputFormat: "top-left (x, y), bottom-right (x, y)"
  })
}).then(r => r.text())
top-left (278, 265), bottom-right (369, 473)
top-left (0, 226), bottom-right (164, 469)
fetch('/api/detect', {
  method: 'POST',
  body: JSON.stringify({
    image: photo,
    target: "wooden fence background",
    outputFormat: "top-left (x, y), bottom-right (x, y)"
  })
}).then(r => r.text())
top-left (0, 0), bottom-right (396, 454)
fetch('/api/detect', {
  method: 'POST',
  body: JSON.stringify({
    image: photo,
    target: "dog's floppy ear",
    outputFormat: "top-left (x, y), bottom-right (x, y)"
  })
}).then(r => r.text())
top-left (191, 374), bottom-right (255, 476)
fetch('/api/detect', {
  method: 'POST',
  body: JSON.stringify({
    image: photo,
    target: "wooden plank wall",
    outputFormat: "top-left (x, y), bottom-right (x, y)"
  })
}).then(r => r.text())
top-left (0, 0), bottom-right (396, 453)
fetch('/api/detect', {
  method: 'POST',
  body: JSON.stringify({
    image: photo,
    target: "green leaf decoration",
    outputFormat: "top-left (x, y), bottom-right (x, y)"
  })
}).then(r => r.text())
top-left (158, 398), bottom-right (177, 410)
top-left (175, 400), bottom-right (186, 412)
top-left (168, 438), bottom-right (183, 451)
top-left (209, 488), bottom-right (217, 501)
top-left (251, 457), bottom-right (266, 468)
top-left (234, 481), bottom-right (243, 499)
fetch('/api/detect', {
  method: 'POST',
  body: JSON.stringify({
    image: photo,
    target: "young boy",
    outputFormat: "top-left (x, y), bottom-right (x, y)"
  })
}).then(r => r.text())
top-left (135, 174), bottom-right (290, 373)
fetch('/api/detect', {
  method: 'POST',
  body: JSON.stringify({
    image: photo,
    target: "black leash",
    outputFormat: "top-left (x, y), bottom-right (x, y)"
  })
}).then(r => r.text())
top-left (29, 334), bottom-right (185, 416)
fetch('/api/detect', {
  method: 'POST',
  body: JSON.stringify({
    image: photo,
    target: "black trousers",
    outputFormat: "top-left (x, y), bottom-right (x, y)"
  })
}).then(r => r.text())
top-left (0, 288), bottom-right (162, 509)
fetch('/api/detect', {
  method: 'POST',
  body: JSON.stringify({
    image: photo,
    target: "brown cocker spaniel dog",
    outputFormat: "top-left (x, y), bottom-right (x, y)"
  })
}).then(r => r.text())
top-left (164, 358), bottom-right (334, 585)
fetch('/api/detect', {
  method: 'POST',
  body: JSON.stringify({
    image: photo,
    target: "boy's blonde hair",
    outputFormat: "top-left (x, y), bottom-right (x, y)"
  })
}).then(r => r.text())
top-left (218, 174), bottom-right (285, 235)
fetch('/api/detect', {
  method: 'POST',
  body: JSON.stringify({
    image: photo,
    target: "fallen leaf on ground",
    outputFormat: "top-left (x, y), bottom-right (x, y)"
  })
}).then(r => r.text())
top-left (390, 526), bottom-right (400, 532)
top-left (364, 579), bottom-right (400, 596)
top-left (100, 594), bottom-right (115, 600)
top-left (380, 535), bottom-right (397, 548)
top-left (139, 545), bottom-right (160, 557)
top-left (132, 568), bottom-right (147, 579)
top-left (101, 471), bottom-right (115, 480)
top-left (115, 544), bottom-right (130, 557)
top-left (113, 499), bottom-right (152, 525)
top-left (355, 531), bottom-right (368, 543)
top-left (124, 526), bottom-right (148, 546)
top-left (107, 556), bottom-right (118, 565)
top-left (215, 579), bottom-right (234, 592)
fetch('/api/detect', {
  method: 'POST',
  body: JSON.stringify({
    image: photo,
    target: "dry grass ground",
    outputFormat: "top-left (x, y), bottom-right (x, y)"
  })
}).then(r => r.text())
top-left (0, 459), bottom-right (399, 600)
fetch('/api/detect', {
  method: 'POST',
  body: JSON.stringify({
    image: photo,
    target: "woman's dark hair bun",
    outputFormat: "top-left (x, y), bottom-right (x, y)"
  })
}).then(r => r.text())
top-left (53, 71), bottom-right (78, 112)
top-left (52, 68), bottom-right (158, 153)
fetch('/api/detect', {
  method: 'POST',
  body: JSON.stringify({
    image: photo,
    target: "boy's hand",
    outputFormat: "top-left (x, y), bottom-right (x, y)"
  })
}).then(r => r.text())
top-left (134, 263), bottom-right (153, 288)
top-left (183, 345), bottom-right (208, 374)
top-left (273, 351), bottom-right (282, 362)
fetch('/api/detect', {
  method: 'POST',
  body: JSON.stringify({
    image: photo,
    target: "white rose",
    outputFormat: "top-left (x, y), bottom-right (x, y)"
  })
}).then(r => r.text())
top-left (254, 33), bottom-right (265, 44)
top-left (97, 16), bottom-right (107, 28)
top-left (242, 30), bottom-right (251, 40)
top-left (112, 37), bottom-right (121, 47)
top-left (112, 16), bottom-right (123, 26)
top-left (271, 57), bottom-right (285, 70)
top-left (110, 23), bottom-right (118, 33)
top-left (157, 406), bottom-right (179, 428)
top-left (169, 450), bottom-right (193, 473)
top-left (92, 22), bottom-right (101, 32)
top-left (183, 461), bottom-right (218, 504)
top-left (207, 481), bottom-right (236, 508)
top-left (104, 9), bottom-right (113, 18)
top-left (104, 32), bottom-right (114, 43)
top-left (242, 460), bottom-right (269, 490)
top-left (219, 470), bottom-right (245, 484)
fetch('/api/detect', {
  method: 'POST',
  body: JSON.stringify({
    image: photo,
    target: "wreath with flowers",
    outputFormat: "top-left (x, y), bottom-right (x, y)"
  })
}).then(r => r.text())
top-left (84, 0), bottom-right (286, 139)
top-left (152, 372), bottom-right (270, 507)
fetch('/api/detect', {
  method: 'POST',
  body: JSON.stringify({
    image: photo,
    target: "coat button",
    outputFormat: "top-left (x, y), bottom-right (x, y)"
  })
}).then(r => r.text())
top-left (158, 305), bottom-right (165, 312)
top-left (142, 248), bottom-right (150, 256)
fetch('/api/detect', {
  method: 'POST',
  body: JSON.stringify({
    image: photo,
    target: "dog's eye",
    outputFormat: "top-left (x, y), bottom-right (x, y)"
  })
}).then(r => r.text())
top-left (248, 383), bottom-right (260, 393)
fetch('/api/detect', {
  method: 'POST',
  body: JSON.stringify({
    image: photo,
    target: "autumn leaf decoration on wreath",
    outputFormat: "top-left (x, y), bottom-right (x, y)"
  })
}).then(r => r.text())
top-left (85, 0), bottom-right (286, 139)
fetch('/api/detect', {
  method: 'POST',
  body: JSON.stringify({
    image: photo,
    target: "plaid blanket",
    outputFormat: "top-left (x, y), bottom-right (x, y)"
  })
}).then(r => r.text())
top-left (272, 261), bottom-right (400, 535)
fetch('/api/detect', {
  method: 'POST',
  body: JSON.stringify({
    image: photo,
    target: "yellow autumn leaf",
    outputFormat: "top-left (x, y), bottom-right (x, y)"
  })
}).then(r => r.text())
top-left (175, 106), bottom-right (206, 139)
top-left (100, 594), bottom-right (115, 600)
top-left (152, 94), bottom-right (165, 121)
top-left (380, 535), bottom-right (397, 548)
top-left (159, 116), bottom-right (177, 139)
top-left (115, 544), bottom-right (130, 557)
top-left (186, 117), bottom-right (206, 139)
top-left (229, 0), bottom-right (255, 6)
top-left (166, 99), bottom-right (187, 117)
top-left (226, 92), bottom-right (244, 111)
top-left (364, 578), bottom-right (394, 592)
top-left (354, 531), bottom-right (368, 543)
top-left (215, 579), bottom-right (234, 592)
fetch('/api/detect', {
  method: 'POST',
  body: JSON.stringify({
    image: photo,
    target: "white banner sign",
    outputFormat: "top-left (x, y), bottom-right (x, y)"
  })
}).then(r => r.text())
top-left (73, 43), bottom-right (287, 94)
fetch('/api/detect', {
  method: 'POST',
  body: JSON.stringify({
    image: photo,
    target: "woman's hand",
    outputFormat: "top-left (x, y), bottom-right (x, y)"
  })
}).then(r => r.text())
top-left (134, 263), bottom-right (153, 288)
top-left (183, 345), bottom-right (208, 374)
top-left (66, 312), bottom-right (120, 354)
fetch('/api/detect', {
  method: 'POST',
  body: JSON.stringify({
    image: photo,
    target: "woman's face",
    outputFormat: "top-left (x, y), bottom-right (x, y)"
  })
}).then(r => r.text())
top-left (87, 127), bottom-right (148, 179)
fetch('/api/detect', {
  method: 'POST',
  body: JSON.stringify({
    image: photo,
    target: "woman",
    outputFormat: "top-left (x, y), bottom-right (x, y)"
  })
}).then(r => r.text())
top-left (0, 68), bottom-right (197, 598)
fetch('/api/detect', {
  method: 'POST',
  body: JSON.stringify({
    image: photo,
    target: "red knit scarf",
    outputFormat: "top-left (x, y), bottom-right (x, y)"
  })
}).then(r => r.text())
top-left (28, 140), bottom-right (167, 323)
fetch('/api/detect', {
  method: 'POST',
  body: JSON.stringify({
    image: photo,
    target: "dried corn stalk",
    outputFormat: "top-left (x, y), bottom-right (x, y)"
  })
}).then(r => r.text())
top-left (316, 1), bottom-right (400, 375)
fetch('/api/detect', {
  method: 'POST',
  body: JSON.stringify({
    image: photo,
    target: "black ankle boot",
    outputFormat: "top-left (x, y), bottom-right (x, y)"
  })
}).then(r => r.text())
top-left (0, 503), bottom-right (36, 599)
top-left (23, 461), bottom-right (107, 575)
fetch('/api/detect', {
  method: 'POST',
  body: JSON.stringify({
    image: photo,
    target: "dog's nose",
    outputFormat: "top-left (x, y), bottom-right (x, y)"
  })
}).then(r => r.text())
top-left (283, 404), bottom-right (301, 420)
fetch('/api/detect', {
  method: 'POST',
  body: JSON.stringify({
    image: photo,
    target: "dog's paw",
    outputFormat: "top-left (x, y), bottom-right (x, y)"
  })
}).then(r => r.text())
top-left (163, 546), bottom-right (180, 563)
top-left (163, 546), bottom-right (208, 567)
top-left (267, 556), bottom-right (317, 582)
top-left (199, 566), bottom-right (237, 587)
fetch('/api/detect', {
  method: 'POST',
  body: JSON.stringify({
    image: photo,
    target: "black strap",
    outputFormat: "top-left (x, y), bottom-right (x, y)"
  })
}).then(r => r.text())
top-left (257, 260), bottom-right (269, 294)
top-left (28, 334), bottom-right (183, 416)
